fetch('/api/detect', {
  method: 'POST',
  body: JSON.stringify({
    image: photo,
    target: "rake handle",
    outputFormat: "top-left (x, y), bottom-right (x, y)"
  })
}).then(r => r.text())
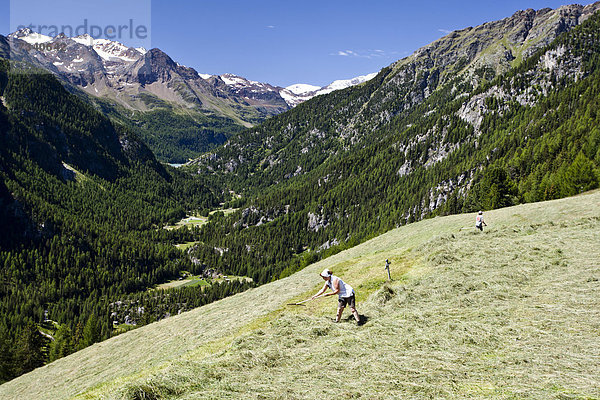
top-left (289, 294), bottom-right (325, 305)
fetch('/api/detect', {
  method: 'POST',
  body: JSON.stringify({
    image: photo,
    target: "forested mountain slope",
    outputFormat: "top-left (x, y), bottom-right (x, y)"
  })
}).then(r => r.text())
top-left (191, 2), bottom-right (599, 187)
top-left (1, 31), bottom-right (288, 163)
top-left (183, 5), bottom-right (600, 286)
top-left (0, 61), bottom-right (251, 383)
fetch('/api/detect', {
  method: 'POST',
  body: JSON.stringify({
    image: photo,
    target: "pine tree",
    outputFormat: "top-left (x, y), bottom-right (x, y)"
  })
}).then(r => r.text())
top-left (14, 322), bottom-right (46, 376)
top-left (564, 152), bottom-right (599, 195)
top-left (82, 314), bottom-right (100, 347)
top-left (0, 326), bottom-right (15, 383)
top-left (48, 325), bottom-right (74, 362)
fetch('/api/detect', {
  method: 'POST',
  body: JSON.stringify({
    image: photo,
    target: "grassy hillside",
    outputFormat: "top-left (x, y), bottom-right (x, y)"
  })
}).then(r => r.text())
top-left (1, 190), bottom-right (598, 399)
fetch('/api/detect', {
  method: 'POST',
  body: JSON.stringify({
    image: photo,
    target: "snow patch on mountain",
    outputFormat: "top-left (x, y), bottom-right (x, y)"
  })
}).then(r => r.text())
top-left (91, 39), bottom-right (141, 62)
top-left (71, 34), bottom-right (142, 62)
top-left (285, 83), bottom-right (321, 95)
top-left (220, 74), bottom-right (246, 86)
top-left (219, 73), bottom-right (278, 95)
top-left (279, 72), bottom-right (378, 107)
top-left (279, 89), bottom-right (310, 107)
top-left (8, 28), bottom-right (48, 44)
top-left (316, 72), bottom-right (378, 95)
top-left (8, 28), bottom-right (52, 44)
top-left (220, 73), bottom-right (269, 89)
top-left (20, 32), bottom-right (52, 44)
top-left (72, 34), bottom-right (95, 46)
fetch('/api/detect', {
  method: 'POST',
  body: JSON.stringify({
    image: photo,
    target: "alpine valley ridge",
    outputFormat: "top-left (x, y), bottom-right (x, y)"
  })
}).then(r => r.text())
top-left (179, 1), bottom-right (600, 288)
top-left (1, 29), bottom-right (376, 162)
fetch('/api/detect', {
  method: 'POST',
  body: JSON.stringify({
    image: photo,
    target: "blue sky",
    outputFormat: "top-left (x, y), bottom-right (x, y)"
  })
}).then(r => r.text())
top-left (0, 0), bottom-right (595, 87)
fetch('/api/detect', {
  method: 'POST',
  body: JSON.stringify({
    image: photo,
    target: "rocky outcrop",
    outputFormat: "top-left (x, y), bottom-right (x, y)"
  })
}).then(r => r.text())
top-left (308, 211), bottom-right (329, 232)
top-left (380, 2), bottom-right (600, 116)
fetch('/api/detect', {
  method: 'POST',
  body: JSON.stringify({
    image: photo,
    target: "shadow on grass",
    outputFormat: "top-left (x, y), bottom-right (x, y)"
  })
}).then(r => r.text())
top-left (343, 314), bottom-right (369, 325)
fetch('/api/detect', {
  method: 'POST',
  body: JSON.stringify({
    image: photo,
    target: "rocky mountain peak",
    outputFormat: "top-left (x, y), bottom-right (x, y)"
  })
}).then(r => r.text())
top-left (131, 48), bottom-right (178, 85)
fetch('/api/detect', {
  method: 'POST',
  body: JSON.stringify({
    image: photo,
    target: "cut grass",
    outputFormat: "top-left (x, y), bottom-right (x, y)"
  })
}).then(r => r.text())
top-left (1, 191), bottom-right (599, 400)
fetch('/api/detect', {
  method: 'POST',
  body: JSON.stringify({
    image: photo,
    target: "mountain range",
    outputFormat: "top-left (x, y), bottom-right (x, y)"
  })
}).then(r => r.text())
top-left (191, 1), bottom-right (600, 180)
top-left (6, 28), bottom-right (376, 111)
top-left (2, 29), bottom-right (375, 162)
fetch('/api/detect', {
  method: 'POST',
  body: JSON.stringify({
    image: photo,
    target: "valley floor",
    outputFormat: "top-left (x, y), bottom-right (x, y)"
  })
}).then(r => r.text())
top-left (1, 191), bottom-right (599, 399)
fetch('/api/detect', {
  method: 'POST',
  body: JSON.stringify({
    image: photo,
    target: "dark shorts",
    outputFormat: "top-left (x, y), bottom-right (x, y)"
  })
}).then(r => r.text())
top-left (476, 224), bottom-right (483, 231)
top-left (338, 295), bottom-right (356, 309)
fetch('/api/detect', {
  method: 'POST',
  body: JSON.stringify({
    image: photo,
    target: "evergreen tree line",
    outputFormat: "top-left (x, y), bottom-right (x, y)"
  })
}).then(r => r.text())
top-left (115, 106), bottom-right (243, 164)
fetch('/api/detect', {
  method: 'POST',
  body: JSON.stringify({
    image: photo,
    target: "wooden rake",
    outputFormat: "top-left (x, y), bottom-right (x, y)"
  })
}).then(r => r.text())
top-left (287, 295), bottom-right (324, 306)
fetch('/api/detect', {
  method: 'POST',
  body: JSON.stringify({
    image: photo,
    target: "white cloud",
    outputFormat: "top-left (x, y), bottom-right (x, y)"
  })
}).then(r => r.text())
top-left (438, 28), bottom-right (452, 34)
top-left (331, 49), bottom-right (399, 59)
top-left (267, 25), bottom-right (275, 29)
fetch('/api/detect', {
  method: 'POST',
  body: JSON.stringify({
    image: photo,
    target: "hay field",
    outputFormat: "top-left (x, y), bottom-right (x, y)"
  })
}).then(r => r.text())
top-left (1, 191), bottom-right (598, 399)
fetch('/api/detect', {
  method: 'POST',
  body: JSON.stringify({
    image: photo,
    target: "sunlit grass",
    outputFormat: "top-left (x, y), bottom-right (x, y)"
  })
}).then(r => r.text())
top-left (166, 208), bottom-right (239, 232)
top-left (174, 241), bottom-right (198, 251)
top-left (154, 275), bottom-right (210, 291)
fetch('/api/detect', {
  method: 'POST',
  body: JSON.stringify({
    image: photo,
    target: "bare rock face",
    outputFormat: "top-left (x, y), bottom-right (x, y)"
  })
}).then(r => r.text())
top-left (392, 4), bottom-right (597, 87)
top-left (308, 211), bottom-right (329, 232)
top-left (131, 48), bottom-right (177, 85)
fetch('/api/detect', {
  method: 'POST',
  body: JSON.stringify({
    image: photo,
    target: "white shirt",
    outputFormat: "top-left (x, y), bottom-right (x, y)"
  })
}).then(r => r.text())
top-left (476, 215), bottom-right (484, 227)
top-left (326, 275), bottom-right (354, 299)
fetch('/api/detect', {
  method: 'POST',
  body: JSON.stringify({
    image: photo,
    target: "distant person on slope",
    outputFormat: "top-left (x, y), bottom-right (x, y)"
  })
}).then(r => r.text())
top-left (312, 269), bottom-right (361, 324)
top-left (475, 211), bottom-right (487, 231)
